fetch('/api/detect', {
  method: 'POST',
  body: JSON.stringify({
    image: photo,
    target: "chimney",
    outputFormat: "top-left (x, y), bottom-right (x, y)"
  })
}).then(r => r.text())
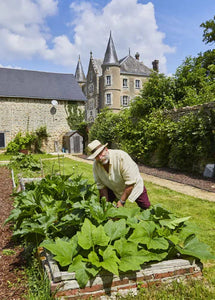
top-left (135, 52), bottom-right (140, 60)
top-left (152, 60), bottom-right (159, 72)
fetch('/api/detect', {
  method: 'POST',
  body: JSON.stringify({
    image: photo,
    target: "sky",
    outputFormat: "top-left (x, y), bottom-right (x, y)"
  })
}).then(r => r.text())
top-left (0, 0), bottom-right (214, 76)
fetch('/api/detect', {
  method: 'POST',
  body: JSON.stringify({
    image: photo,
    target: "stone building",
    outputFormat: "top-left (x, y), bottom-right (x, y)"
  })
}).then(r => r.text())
top-left (75, 33), bottom-right (158, 123)
top-left (0, 67), bottom-right (86, 152)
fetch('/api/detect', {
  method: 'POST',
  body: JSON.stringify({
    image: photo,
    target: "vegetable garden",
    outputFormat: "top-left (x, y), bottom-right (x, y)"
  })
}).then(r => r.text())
top-left (5, 168), bottom-right (214, 291)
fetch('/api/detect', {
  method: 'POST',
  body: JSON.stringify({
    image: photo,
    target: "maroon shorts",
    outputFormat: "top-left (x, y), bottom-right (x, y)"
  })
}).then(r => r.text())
top-left (106, 186), bottom-right (151, 210)
top-left (135, 186), bottom-right (151, 209)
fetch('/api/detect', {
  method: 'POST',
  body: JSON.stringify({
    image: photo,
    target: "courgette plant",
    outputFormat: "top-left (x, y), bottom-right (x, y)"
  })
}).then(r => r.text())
top-left (5, 174), bottom-right (214, 288)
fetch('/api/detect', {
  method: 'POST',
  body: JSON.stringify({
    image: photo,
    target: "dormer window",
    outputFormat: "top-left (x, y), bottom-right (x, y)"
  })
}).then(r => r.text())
top-left (123, 78), bottom-right (128, 88)
top-left (135, 79), bottom-right (141, 89)
top-left (106, 75), bottom-right (111, 86)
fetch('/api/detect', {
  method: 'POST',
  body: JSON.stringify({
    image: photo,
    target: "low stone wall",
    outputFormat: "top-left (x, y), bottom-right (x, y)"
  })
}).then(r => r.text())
top-left (163, 101), bottom-right (215, 121)
top-left (38, 247), bottom-right (203, 299)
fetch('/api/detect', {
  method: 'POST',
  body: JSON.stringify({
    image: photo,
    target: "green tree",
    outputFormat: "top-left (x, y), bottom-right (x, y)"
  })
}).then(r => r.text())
top-left (89, 108), bottom-right (121, 147)
top-left (66, 103), bottom-right (85, 130)
top-left (130, 72), bottom-right (176, 118)
top-left (200, 15), bottom-right (215, 44)
top-left (174, 54), bottom-right (215, 106)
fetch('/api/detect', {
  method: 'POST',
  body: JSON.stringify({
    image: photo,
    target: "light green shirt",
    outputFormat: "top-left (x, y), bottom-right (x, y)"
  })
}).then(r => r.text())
top-left (93, 149), bottom-right (144, 202)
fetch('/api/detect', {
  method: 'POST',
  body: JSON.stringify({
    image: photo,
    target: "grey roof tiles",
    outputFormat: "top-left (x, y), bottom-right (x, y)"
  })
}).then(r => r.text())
top-left (119, 55), bottom-right (151, 76)
top-left (103, 32), bottom-right (119, 66)
top-left (0, 67), bottom-right (86, 101)
top-left (75, 56), bottom-right (86, 83)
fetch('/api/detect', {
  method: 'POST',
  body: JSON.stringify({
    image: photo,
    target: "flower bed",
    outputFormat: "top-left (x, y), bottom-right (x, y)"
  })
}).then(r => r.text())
top-left (38, 247), bottom-right (202, 299)
top-left (6, 174), bottom-right (213, 299)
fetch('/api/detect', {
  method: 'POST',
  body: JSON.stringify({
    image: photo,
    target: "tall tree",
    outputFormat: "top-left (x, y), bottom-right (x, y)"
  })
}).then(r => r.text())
top-left (200, 16), bottom-right (215, 44)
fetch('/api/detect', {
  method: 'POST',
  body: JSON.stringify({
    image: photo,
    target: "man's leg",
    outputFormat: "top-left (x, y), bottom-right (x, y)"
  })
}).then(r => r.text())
top-left (135, 186), bottom-right (151, 209)
top-left (100, 188), bottom-right (117, 203)
top-left (107, 188), bottom-right (117, 202)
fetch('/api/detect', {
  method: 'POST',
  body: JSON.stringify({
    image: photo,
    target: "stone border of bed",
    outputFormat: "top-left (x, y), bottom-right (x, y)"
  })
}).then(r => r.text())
top-left (38, 247), bottom-right (203, 299)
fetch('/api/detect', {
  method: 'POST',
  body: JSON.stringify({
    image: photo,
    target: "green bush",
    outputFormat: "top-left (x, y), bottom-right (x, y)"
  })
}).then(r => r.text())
top-left (6, 132), bottom-right (35, 154)
top-left (6, 126), bottom-right (49, 155)
top-left (8, 153), bottom-right (41, 171)
top-left (168, 109), bottom-right (215, 172)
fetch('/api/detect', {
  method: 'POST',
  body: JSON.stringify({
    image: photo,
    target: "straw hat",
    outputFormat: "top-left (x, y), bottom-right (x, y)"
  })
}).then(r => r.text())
top-left (87, 140), bottom-right (108, 160)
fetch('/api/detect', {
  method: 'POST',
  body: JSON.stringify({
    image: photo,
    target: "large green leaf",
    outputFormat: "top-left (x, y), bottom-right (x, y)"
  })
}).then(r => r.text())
top-left (114, 238), bottom-right (145, 272)
top-left (88, 247), bottom-right (120, 275)
top-left (137, 248), bottom-right (168, 263)
top-left (68, 255), bottom-right (90, 288)
top-left (128, 221), bottom-right (169, 250)
top-left (42, 236), bottom-right (79, 266)
top-left (159, 216), bottom-right (191, 229)
top-left (103, 219), bottom-right (128, 243)
top-left (106, 206), bottom-right (141, 220)
top-left (77, 218), bottom-right (110, 249)
top-left (99, 246), bottom-right (120, 275)
top-left (176, 234), bottom-right (215, 260)
top-left (128, 221), bottom-right (155, 243)
top-left (146, 236), bottom-right (169, 250)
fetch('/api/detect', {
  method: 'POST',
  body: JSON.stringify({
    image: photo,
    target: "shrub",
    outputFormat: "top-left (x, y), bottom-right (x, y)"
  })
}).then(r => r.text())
top-left (6, 127), bottom-right (49, 154)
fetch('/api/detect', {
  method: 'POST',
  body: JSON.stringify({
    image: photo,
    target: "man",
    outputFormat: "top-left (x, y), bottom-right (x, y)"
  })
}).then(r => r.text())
top-left (87, 140), bottom-right (151, 209)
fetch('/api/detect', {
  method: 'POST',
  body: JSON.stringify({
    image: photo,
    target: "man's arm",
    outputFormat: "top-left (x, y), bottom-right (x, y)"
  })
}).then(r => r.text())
top-left (117, 184), bottom-right (134, 207)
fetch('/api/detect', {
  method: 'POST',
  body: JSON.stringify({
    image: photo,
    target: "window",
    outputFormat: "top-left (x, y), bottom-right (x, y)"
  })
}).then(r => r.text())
top-left (123, 78), bottom-right (128, 88)
top-left (135, 79), bottom-right (141, 89)
top-left (122, 96), bottom-right (129, 106)
top-left (106, 93), bottom-right (111, 105)
top-left (0, 133), bottom-right (5, 148)
top-left (106, 75), bottom-right (111, 86)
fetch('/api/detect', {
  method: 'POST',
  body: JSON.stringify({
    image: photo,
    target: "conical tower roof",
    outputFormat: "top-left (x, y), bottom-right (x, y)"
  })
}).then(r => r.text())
top-left (75, 56), bottom-right (86, 83)
top-left (103, 32), bottom-right (119, 66)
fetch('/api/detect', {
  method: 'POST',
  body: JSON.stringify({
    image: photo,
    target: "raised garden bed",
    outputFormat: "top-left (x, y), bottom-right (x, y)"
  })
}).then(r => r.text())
top-left (38, 247), bottom-right (202, 299)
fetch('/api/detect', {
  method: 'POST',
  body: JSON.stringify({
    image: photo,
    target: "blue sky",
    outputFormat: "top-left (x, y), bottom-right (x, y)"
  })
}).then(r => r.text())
top-left (0, 0), bottom-right (214, 76)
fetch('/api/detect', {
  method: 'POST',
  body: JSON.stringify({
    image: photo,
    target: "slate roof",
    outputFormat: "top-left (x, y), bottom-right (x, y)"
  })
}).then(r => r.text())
top-left (119, 55), bottom-right (151, 76)
top-left (103, 32), bottom-right (119, 66)
top-left (75, 56), bottom-right (86, 83)
top-left (0, 67), bottom-right (86, 101)
top-left (90, 55), bottom-right (151, 77)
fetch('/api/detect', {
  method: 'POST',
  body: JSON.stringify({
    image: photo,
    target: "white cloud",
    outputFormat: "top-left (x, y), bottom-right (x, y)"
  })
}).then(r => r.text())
top-left (55, 0), bottom-right (175, 73)
top-left (0, 0), bottom-right (175, 74)
top-left (0, 0), bottom-right (58, 59)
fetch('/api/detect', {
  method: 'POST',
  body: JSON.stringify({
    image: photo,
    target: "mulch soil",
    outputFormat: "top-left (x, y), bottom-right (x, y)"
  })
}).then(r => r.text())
top-left (0, 162), bottom-right (214, 299)
top-left (0, 167), bottom-right (28, 300)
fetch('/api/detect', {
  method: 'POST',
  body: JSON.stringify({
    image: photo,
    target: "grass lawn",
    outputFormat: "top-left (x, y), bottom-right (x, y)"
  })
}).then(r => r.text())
top-left (0, 153), bottom-right (56, 161)
top-left (4, 155), bottom-right (215, 299)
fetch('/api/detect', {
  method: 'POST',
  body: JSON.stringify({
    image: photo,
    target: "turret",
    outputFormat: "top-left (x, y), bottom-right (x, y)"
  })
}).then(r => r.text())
top-left (75, 56), bottom-right (86, 87)
top-left (101, 32), bottom-right (121, 112)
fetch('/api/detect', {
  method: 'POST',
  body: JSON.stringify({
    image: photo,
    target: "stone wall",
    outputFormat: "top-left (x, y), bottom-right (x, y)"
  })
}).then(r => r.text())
top-left (163, 101), bottom-right (215, 121)
top-left (0, 98), bottom-right (85, 152)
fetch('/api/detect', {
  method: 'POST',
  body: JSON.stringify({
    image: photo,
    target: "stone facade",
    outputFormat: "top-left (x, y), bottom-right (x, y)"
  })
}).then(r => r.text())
top-left (0, 67), bottom-right (86, 152)
top-left (0, 97), bottom-right (85, 152)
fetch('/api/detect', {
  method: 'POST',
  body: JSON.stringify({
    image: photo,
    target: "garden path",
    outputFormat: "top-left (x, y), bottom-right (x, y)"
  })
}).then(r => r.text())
top-left (64, 154), bottom-right (215, 202)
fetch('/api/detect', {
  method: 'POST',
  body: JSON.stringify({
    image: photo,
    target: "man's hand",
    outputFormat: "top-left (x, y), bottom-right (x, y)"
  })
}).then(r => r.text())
top-left (116, 200), bottom-right (124, 208)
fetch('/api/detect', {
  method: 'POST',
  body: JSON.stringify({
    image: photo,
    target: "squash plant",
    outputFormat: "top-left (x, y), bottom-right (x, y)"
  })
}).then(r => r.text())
top-left (5, 174), bottom-right (214, 288)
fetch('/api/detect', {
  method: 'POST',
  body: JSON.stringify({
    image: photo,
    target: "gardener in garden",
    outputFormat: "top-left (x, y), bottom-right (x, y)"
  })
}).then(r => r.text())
top-left (87, 140), bottom-right (151, 209)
